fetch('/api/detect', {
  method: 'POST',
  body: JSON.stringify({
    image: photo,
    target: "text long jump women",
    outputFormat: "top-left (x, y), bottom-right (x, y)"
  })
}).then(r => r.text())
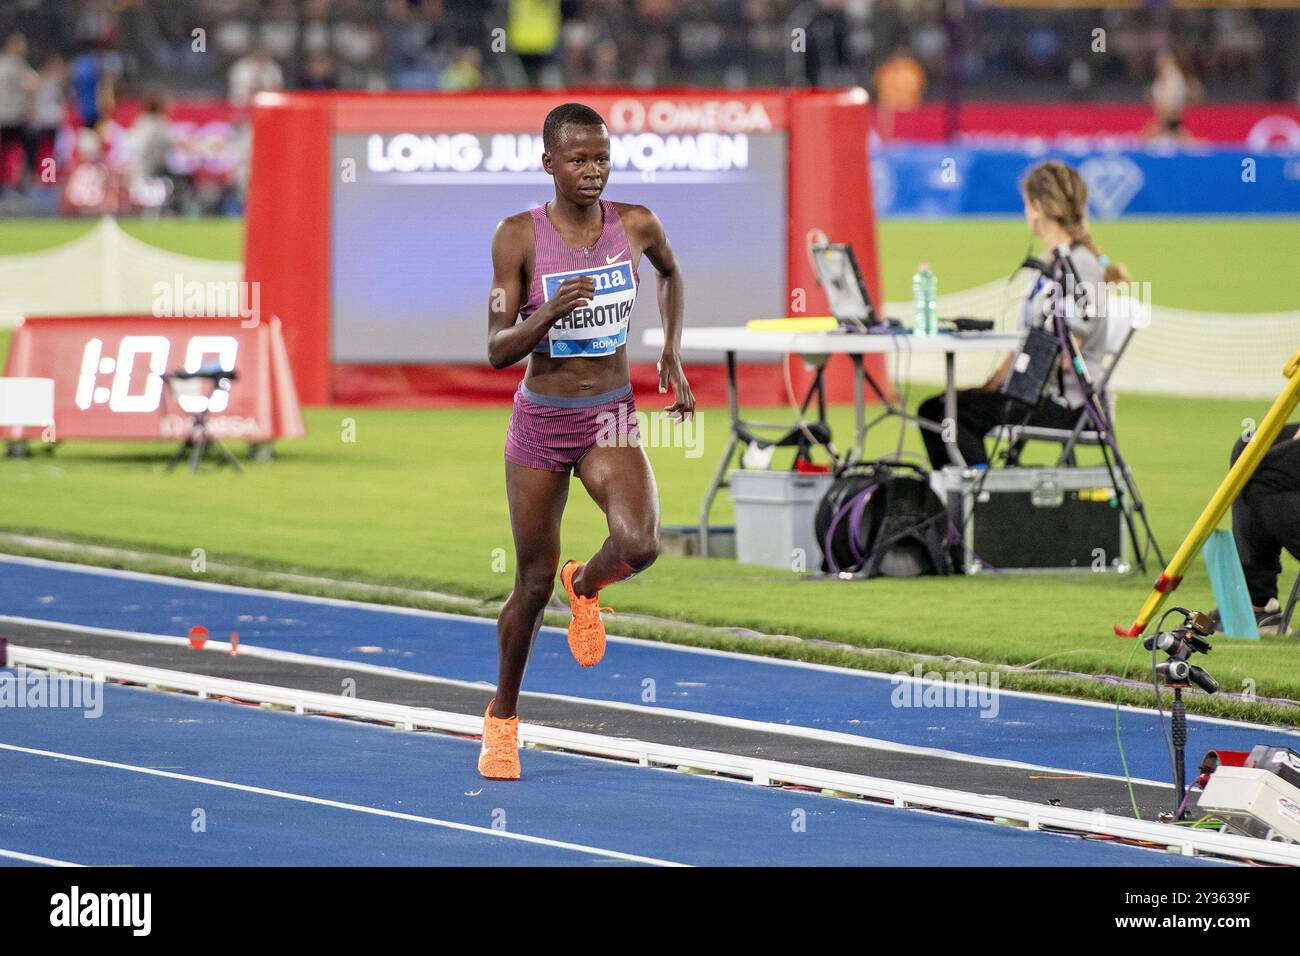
top-left (480, 102), bottom-right (694, 780)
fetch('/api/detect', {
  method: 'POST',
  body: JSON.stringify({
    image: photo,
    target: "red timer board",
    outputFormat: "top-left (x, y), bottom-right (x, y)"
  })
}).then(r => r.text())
top-left (3, 315), bottom-right (305, 443)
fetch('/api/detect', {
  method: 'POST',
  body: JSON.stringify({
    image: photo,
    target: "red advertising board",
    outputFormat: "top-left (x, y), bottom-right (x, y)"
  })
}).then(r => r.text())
top-left (3, 315), bottom-right (305, 443)
top-left (883, 102), bottom-right (1300, 147)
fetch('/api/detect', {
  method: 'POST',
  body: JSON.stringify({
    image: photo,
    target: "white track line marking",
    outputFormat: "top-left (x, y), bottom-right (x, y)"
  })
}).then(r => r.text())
top-left (0, 742), bottom-right (684, 868)
top-left (0, 847), bottom-right (83, 867)
top-left (1, 551), bottom-right (1296, 735)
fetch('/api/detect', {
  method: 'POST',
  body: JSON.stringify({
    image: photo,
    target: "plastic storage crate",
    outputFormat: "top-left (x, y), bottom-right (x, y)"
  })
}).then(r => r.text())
top-left (729, 469), bottom-right (834, 571)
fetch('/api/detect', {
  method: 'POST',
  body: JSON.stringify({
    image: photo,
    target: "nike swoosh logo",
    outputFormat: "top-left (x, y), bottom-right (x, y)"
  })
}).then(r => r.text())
top-left (606, 253), bottom-right (623, 264)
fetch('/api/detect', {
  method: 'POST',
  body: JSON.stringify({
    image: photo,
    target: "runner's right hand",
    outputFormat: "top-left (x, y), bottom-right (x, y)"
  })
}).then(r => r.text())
top-left (543, 276), bottom-right (596, 323)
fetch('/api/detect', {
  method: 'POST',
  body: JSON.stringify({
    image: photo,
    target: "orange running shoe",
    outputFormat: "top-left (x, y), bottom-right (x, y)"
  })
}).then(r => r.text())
top-left (477, 699), bottom-right (520, 780)
top-left (560, 559), bottom-right (611, 667)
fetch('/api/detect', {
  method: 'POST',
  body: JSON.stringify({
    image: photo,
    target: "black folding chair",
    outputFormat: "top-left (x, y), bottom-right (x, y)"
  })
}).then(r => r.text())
top-left (986, 294), bottom-right (1163, 571)
top-left (993, 294), bottom-right (1140, 466)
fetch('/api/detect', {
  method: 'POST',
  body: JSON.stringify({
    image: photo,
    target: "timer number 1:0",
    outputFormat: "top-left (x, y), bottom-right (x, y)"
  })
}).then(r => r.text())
top-left (74, 335), bottom-right (241, 413)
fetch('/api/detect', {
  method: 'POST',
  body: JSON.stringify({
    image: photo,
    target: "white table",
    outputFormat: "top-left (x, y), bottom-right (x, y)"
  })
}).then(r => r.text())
top-left (642, 325), bottom-right (1023, 552)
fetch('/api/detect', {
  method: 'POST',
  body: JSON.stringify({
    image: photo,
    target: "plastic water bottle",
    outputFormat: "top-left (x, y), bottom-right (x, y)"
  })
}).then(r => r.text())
top-left (912, 263), bottom-right (938, 336)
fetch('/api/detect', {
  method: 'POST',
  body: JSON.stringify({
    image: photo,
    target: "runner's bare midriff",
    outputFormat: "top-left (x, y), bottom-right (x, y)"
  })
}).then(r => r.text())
top-left (523, 350), bottom-right (630, 397)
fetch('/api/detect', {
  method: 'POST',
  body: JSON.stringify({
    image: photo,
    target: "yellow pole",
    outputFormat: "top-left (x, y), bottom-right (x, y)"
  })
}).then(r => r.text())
top-left (1115, 348), bottom-right (1300, 637)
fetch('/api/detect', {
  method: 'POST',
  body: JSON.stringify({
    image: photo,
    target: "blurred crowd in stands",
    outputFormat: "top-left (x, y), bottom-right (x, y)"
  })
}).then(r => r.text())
top-left (6, 0), bottom-right (1299, 102)
top-left (0, 0), bottom-right (1297, 215)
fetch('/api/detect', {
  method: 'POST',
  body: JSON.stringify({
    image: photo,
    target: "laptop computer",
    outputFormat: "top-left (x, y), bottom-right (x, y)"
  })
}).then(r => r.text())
top-left (809, 242), bottom-right (880, 333)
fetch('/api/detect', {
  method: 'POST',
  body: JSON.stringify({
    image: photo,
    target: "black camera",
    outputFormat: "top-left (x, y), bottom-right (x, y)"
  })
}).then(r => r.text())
top-left (1143, 609), bottom-right (1218, 694)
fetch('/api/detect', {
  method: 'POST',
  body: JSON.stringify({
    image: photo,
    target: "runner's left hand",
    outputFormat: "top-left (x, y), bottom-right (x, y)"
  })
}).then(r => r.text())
top-left (658, 352), bottom-right (695, 421)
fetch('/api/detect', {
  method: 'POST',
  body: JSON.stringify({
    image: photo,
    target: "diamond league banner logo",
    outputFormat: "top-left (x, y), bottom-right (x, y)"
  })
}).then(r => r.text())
top-left (1078, 154), bottom-right (1145, 219)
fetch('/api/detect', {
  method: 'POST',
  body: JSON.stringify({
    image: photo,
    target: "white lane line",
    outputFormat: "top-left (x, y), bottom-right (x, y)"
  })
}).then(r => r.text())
top-left (2, 551), bottom-right (1296, 735)
top-left (0, 742), bottom-right (685, 868)
top-left (0, 847), bottom-right (83, 867)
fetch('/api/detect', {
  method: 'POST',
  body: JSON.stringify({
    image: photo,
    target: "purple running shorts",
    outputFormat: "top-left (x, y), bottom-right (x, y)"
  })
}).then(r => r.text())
top-left (504, 382), bottom-right (641, 473)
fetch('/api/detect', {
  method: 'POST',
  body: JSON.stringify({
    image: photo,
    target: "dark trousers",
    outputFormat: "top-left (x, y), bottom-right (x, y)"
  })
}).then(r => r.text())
top-left (1230, 422), bottom-right (1300, 607)
top-left (33, 127), bottom-right (56, 172)
top-left (0, 124), bottom-right (36, 191)
top-left (917, 388), bottom-right (1082, 470)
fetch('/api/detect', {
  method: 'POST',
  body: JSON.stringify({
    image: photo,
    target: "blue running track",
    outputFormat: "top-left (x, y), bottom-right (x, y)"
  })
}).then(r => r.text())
top-left (0, 678), bottom-right (1223, 867)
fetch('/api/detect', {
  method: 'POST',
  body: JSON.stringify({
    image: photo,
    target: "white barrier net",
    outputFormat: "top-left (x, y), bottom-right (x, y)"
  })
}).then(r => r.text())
top-left (0, 217), bottom-right (242, 329)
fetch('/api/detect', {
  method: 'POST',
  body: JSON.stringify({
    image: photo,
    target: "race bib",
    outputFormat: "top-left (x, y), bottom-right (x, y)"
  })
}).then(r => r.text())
top-left (541, 260), bottom-right (636, 358)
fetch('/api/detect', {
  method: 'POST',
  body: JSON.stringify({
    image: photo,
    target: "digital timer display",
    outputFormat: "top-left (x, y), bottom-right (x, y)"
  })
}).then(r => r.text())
top-left (74, 335), bottom-right (239, 414)
top-left (3, 315), bottom-right (305, 443)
